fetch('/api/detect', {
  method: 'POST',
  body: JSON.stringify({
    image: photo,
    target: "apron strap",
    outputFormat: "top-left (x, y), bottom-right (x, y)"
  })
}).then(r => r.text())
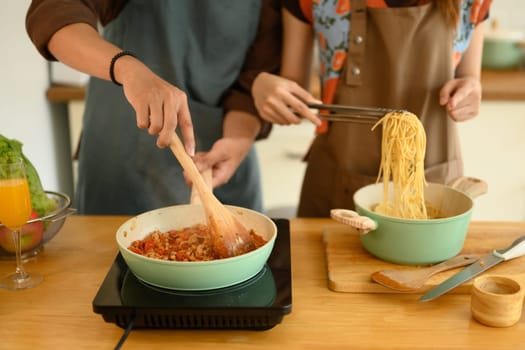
top-left (345, 0), bottom-right (367, 86)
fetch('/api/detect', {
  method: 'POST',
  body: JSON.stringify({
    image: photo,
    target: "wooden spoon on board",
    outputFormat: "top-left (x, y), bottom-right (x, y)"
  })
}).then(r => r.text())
top-left (371, 254), bottom-right (479, 292)
top-left (169, 133), bottom-right (255, 258)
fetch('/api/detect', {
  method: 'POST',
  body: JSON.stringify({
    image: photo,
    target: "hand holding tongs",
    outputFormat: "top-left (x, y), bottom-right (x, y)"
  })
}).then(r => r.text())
top-left (307, 103), bottom-right (405, 123)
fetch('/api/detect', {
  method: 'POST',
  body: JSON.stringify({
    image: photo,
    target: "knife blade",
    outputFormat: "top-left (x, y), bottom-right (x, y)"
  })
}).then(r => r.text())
top-left (419, 235), bottom-right (525, 302)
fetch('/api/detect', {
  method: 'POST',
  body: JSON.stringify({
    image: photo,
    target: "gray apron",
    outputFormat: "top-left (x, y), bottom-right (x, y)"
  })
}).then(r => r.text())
top-left (298, 1), bottom-right (463, 217)
top-left (76, 0), bottom-right (263, 215)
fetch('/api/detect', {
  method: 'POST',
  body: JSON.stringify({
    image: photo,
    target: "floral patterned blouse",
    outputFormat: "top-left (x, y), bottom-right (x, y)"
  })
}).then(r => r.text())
top-left (284, 0), bottom-right (492, 105)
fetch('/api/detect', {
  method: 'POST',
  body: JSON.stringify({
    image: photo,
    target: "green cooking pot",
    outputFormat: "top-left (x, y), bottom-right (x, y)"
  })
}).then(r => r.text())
top-left (116, 204), bottom-right (277, 290)
top-left (482, 29), bottom-right (524, 69)
top-left (331, 177), bottom-right (487, 266)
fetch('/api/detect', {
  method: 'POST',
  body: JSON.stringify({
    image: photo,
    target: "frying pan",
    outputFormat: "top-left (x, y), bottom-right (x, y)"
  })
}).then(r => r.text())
top-left (116, 204), bottom-right (277, 291)
top-left (331, 177), bottom-right (487, 265)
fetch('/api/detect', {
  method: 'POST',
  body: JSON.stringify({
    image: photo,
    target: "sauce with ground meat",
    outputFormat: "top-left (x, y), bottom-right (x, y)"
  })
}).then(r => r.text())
top-left (128, 224), bottom-right (267, 261)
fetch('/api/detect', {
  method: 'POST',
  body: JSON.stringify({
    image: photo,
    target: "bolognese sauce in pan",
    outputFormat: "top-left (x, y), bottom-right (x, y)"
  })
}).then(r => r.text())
top-left (128, 224), bottom-right (267, 261)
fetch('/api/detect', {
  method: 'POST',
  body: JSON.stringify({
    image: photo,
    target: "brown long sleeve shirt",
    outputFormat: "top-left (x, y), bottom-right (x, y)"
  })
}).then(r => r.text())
top-left (26, 0), bottom-right (282, 139)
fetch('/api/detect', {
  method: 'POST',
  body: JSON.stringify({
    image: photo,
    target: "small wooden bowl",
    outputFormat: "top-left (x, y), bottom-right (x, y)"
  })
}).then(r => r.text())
top-left (471, 275), bottom-right (524, 327)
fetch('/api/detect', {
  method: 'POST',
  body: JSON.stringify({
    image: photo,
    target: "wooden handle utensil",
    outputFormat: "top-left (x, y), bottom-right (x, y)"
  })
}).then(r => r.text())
top-left (190, 168), bottom-right (212, 205)
top-left (169, 133), bottom-right (254, 258)
top-left (371, 254), bottom-right (479, 292)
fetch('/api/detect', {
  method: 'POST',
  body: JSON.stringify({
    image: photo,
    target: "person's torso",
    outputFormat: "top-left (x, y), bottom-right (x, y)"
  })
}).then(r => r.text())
top-left (76, 0), bottom-right (264, 214)
top-left (328, 0), bottom-right (457, 176)
top-left (298, 0), bottom-right (466, 216)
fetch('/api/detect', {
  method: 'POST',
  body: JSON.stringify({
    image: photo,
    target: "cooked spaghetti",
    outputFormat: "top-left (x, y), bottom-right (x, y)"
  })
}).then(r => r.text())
top-left (371, 110), bottom-right (429, 219)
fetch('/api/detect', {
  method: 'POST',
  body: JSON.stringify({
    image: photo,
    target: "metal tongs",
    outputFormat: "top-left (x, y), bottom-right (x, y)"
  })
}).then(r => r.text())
top-left (307, 103), bottom-right (405, 124)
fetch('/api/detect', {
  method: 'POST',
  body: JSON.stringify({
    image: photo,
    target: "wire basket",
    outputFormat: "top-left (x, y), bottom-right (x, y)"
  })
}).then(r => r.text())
top-left (0, 191), bottom-right (76, 260)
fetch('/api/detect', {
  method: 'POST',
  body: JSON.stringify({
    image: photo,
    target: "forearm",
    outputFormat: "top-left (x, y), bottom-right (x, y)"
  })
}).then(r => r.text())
top-left (281, 7), bottom-right (314, 88)
top-left (48, 23), bottom-right (194, 151)
top-left (440, 23), bottom-right (485, 122)
top-left (223, 111), bottom-right (261, 142)
top-left (455, 23), bottom-right (485, 79)
top-left (222, 0), bottom-right (281, 140)
top-left (48, 22), bottom-right (138, 83)
top-left (250, 8), bottom-right (320, 126)
top-left (26, 0), bottom-right (126, 60)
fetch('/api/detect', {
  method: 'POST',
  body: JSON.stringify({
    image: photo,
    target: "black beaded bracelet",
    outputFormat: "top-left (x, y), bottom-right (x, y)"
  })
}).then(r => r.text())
top-left (109, 51), bottom-right (136, 86)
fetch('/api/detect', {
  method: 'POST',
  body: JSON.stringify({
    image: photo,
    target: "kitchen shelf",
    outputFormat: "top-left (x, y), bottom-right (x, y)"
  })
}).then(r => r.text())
top-left (481, 69), bottom-right (525, 100)
top-left (46, 84), bottom-right (86, 102)
top-left (45, 69), bottom-right (525, 103)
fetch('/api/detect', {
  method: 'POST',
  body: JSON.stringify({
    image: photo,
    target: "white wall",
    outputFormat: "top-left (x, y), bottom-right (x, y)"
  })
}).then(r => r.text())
top-left (1, 1), bottom-right (73, 197)
top-left (457, 102), bottom-right (525, 221)
top-left (489, 0), bottom-right (525, 34)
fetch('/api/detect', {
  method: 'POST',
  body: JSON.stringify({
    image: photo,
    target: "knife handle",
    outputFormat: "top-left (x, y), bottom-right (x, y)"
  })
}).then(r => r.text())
top-left (494, 235), bottom-right (525, 261)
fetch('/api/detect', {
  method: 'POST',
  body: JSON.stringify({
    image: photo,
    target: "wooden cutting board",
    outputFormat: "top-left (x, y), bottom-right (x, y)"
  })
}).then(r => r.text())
top-left (323, 222), bottom-right (525, 294)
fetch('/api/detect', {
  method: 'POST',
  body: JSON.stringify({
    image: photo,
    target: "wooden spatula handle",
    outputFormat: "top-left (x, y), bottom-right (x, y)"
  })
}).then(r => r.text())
top-left (371, 254), bottom-right (479, 292)
top-left (424, 254), bottom-right (479, 275)
top-left (170, 133), bottom-right (218, 206)
top-left (190, 168), bottom-right (212, 205)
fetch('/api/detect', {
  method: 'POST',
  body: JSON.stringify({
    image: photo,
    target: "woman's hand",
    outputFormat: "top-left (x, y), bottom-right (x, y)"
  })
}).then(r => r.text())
top-left (117, 56), bottom-right (195, 153)
top-left (189, 109), bottom-right (259, 188)
top-left (192, 136), bottom-right (253, 188)
top-left (442, 20), bottom-right (484, 123)
top-left (252, 72), bottom-right (322, 126)
top-left (439, 76), bottom-right (482, 122)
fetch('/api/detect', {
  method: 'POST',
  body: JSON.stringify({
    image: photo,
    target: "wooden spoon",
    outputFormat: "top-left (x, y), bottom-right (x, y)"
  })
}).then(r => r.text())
top-left (169, 133), bottom-right (255, 258)
top-left (371, 254), bottom-right (478, 292)
top-left (190, 168), bottom-right (212, 205)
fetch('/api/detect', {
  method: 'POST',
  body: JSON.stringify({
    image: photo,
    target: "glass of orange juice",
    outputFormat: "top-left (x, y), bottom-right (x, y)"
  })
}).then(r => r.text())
top-left (0, 158), bottom-right (43, 290)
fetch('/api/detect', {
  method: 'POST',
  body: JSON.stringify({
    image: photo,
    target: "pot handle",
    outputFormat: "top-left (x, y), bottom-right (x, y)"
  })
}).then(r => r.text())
top-left (447, 176), bottom-right (488, 199)
top-left (330, 209), bottom-right (377, 235)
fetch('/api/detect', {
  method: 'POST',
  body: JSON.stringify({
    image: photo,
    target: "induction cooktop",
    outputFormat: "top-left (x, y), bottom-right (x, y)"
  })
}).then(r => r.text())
top-left (92, 218), bottom-right (292, 331)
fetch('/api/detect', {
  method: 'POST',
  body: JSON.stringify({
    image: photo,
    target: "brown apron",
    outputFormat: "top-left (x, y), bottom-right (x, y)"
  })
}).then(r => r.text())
top-left (298, 0), bottom-right (463, 217)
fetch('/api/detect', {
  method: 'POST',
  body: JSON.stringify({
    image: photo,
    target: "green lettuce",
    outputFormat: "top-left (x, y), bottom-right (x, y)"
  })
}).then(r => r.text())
top-left (0, 134), bottom-right (58, 216)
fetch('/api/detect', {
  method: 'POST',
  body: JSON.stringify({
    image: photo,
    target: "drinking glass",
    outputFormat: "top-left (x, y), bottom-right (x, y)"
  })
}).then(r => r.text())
top-left (0, 158), bottom-right (43, 290)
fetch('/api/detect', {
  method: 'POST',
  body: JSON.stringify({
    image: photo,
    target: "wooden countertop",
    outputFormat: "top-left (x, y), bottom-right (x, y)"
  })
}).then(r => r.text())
top-left (46, 69), bottom-right (525, 103)
top-left (480, 69), bottom-right (525, 101)
top-left (1, 216), bottom-right (525, 349)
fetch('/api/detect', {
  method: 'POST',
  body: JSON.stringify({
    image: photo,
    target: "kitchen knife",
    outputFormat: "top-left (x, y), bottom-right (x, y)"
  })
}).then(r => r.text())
top-left (419, 235), bottom-right (525, 302)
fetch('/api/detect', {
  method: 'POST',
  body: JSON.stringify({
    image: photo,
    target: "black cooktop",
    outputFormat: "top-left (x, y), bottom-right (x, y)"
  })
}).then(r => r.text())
top-left (92, 218), bottom-right (292, 331)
